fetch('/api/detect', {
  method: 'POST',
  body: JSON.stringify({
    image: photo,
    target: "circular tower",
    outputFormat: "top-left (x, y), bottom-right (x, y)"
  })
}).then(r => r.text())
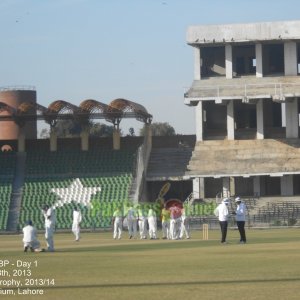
top-left (0, 86), bottom-right (37, 140)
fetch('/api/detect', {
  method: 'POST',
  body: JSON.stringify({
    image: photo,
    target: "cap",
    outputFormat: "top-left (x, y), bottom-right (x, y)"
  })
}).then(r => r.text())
top-left (222, 198), bottom-right (230, 204)
top-left (26, 220), bottom-right (33, 226)
top-left (235, 197), bottom-right (241, 202)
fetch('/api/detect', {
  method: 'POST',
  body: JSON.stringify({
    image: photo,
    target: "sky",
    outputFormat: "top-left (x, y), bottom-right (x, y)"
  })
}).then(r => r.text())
top-left (1, 0), bottom-right (300, 136)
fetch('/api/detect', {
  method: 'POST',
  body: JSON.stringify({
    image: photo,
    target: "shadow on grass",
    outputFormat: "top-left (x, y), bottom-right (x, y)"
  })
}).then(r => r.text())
top-left (56, 235), bottom-right (299, 253)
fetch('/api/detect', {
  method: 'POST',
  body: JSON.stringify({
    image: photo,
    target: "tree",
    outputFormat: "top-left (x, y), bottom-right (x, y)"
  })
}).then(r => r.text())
top-left (39, 128), bottom-right (50, 139)
top-left (139, 122), bottom-right (176, 136)
top-left (55, 119), bottom-right (81, 137)
top-left (39, 121), bottom-right (116, 138)
top-left (129, 127), bottom-right (135, 136)
top-left (89, 122), bottom-right (115, 137)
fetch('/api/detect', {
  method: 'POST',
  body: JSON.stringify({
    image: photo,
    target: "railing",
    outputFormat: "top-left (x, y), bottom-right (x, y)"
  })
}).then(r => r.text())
top-left (185, 82), bottom-right (300, 99)
top-left (184, 192), bottom-right (194, 207)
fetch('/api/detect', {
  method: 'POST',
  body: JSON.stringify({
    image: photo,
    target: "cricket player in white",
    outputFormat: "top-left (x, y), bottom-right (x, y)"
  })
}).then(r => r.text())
top-left (137, 206), bottom-right (147, 239)
top-left (112, 207), bottom-right (123, 239)
top-left (42, 204), bottom-right (56, 252)
top-left (148, 208), bottom-right (157, 239)
top-left (126, 206), bottom-right (137, 239)
top-left (161, 204), bottom-right (171, 239)
top-left (72, 207), bottom-right (82, 241)
top-left (169, 204), bottom-right (182, 240)
top-left (180, 207), bottom-right (190, 239)
top-left (22, 220), bottom-right (43, 252)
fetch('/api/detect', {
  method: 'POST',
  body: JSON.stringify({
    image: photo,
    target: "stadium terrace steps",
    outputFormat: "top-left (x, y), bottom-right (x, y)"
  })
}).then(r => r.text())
top-left (146, 147), bottom-right (193, 179)
top-left (249, 197), bottom-right (300, 225)
top-left (187, 139), bottom-right (300, 176)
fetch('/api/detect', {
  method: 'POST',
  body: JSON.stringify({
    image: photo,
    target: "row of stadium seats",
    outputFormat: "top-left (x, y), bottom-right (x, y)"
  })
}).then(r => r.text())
top-left (25, 150), bottom-right (135, 175)
top-left (0, 151), bottom-right (16, 176)
top-left (0, 152), bottom-right (15, 230)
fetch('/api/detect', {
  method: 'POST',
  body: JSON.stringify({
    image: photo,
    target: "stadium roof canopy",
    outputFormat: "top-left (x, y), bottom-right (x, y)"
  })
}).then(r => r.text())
top-left (0, 98), bottom-right (152, 127)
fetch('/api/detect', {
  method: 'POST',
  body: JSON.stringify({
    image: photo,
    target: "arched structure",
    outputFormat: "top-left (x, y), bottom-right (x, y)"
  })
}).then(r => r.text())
top-left (108, 98), bottom-right (152, 124)
top-left (46, 100), bottom-right (80, 127)
top-left (79, 99), bottom-right (113, 125)
top-left (0, 93), bottom-right (153, 139)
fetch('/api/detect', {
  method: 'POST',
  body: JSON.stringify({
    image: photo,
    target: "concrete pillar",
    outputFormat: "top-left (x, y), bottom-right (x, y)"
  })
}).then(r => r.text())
top-left (193, 178), bottom-right (200, 199)
top-left (18, 129), bottom-right (25, 152)
top-left (81, 129), bottom-right (89, 151)
top-left (225, 44), bottom-right (233, 79)
top-left (199, 177), bottom-right (205, 199)
top-left (50, 130), bottom-right (57, 152)
top-left (285, 98), bottom-right (299, 138)
top-left (253, 176), bottom-right (261, 197)
top-left (113, 128), bottom-right (121, 150)
top-left (227, 100), bottom-right (235, 140)
top-left (195, 101), bottom-right (203, 141)
top-left (255, 43), bottom-right (263, 78)
top-left (193, 178), bottom-right (205, 199)
top-left (194, 47), bottom-right (201, 80)
top-left (222, 177), bottom-right (230, 198)
top-left (284, 42), bottom-right (297, 76)
top-left (256, 99), bottom-right (264, 139)
top-left (230, 177), bottom-right (235, 197)
top-left (281, 175), bottom-right (293, 196)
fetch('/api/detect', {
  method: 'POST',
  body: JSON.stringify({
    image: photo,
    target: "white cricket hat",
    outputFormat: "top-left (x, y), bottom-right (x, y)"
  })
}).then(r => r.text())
top-left (235, 197), bottom-right (241, 202)
top-left (222, 198), bottom-right (230, 204)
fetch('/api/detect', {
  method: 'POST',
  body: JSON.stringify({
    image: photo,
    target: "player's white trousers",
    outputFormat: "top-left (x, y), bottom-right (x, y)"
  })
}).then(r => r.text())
top-left (170, 218), bottom-right (180, 240)
top-left (138, 217), bottom-right (147, 239)
top-left (162, 220), bottom-right (170, 239)
top-left (180, 218), bottom-right (190, 239)
top-left (148, 216), bottom-right (157, 239)
top-left (113, 219), bottom-right (122, 239)
top-left (45, 224), bottom-right (55, 251)
top-left (72, 222), bottom-right (80, 240)
top-left (127, 219), bottom-right (137, 237)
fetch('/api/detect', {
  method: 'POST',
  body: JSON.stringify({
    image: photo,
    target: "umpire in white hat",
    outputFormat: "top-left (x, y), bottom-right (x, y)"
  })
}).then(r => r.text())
top-left (214, 198), bottom-right (230, 244)
top-left (234, 197), bottom-right (247, 244)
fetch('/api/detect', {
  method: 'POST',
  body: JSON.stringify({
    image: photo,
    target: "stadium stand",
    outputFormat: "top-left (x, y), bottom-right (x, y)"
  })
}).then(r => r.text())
top-left (16, 138), bottom-right (140, 230)
top-left (0, 150), bottom-right (15, 230)
top-left (0, 137), bottom-right (144, 232)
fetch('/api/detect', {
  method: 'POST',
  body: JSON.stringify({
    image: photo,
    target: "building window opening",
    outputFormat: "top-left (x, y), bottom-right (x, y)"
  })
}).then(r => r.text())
top-left (233, 45), bottom-right (256, 77)
top-left (201, 46), bottom-right (225, 78)
top-left (263, 44), bottom-right (284, 76)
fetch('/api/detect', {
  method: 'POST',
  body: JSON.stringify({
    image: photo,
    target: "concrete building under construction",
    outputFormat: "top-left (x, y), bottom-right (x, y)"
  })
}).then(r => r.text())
top-left (184, 20), bottom-right (300, 199)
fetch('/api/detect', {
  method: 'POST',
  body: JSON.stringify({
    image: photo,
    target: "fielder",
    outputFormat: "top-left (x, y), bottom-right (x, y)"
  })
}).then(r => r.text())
top-left (42, 204), bottom-right (56, 252)
top-left (180, 206), bottom-right (191, 239)
top-left (22, 220), bottom-right (44, 252)
top-left (72, 207), bottom-right (82, 241)
top-left (137, 205), bottom-right (148, 239)
top-left (169, 204), bottom-right (182, 240)
top-left (112, 207), bottom-right (123, 239)
top-left (148, 208), bottom-right (158, 239)
top-left (125, 206), bottom-right (137, 239)
top-left (161, 203), bottom-right (171, 239)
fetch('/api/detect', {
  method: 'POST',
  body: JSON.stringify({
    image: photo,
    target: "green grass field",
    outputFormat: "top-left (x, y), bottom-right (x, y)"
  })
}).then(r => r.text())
top-left (0, 228), bottom-right (299, 300)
